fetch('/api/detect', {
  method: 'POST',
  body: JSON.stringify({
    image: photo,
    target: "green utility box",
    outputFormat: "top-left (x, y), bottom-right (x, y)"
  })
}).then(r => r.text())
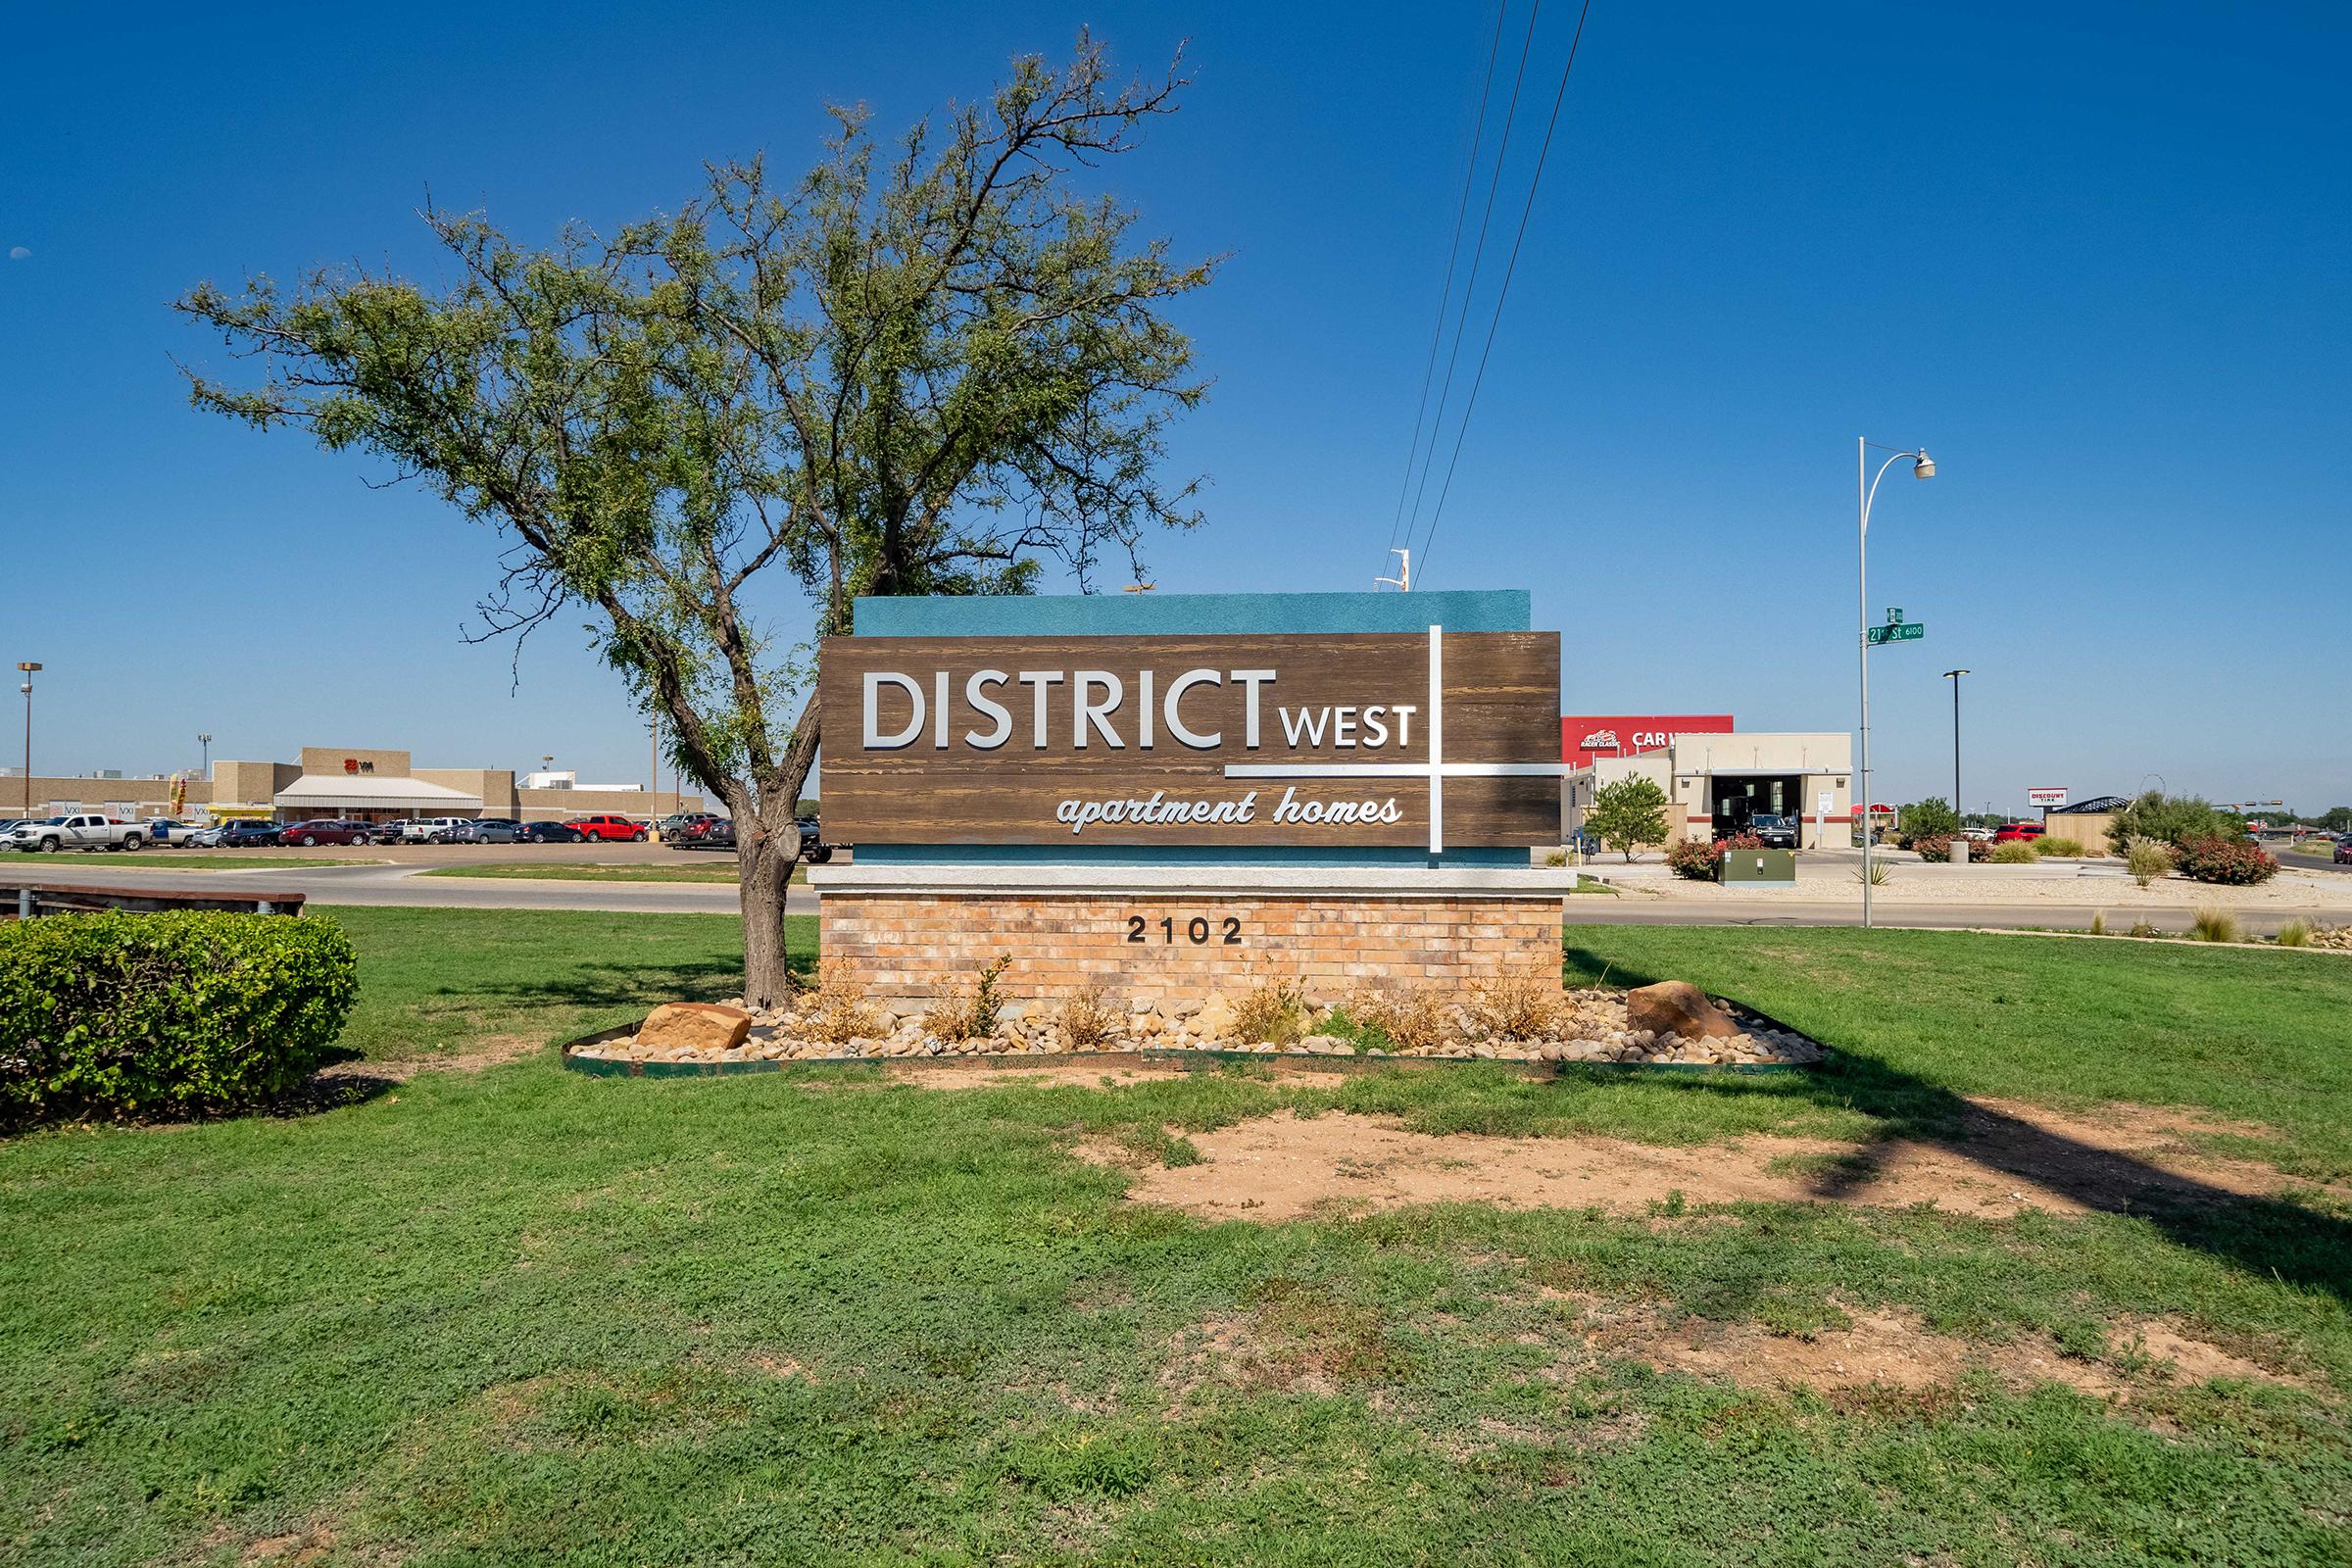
top-left (1722, 848), bottom-right (1797, 884)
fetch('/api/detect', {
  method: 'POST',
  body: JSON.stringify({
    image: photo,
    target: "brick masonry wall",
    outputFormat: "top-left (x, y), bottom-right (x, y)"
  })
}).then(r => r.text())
top-left (821, 892), bottom-right (1564, 1008)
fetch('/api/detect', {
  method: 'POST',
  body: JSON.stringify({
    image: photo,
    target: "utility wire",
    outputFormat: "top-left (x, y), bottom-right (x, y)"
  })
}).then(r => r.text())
top-left (1413, 0), bottom-right (1595, 582)
top-left (1379, 2), bottom-right (1508, 582)
top-left (1396, 0), bottom-right (1544, 561)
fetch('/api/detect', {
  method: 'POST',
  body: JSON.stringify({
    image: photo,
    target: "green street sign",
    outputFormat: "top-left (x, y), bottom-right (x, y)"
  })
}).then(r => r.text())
top-left (1865, 621), bottom-right (1925, 645)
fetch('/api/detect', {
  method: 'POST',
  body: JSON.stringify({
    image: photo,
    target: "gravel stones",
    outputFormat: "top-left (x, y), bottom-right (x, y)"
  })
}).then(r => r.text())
top-left (577, 984), bottom-right (1825, 1071)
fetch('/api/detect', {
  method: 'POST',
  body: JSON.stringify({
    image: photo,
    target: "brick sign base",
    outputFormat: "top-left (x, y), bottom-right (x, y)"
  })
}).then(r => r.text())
top-left (819, 890), bottom-right (1565, 1009)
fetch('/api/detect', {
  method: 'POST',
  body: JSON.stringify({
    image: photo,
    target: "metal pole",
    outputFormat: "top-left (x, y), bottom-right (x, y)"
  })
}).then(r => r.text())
top-left (1857, 437), bottom-right (1871, 928)
top-left (1950, 673), bottom-right (1962, 822)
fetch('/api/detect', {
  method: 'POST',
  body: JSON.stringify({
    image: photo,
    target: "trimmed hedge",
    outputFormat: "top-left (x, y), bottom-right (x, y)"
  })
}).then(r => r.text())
top-left (1, 910), bottom-right (357, 1123)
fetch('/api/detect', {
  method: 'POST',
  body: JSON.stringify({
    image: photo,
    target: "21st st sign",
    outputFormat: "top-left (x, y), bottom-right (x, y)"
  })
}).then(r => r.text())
top-left (818, 630), bottom-right (1563, 849)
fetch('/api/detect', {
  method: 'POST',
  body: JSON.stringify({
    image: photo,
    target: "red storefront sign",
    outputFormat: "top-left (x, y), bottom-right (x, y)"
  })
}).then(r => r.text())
top-left (1561, 713), bottom-right (1735, 768)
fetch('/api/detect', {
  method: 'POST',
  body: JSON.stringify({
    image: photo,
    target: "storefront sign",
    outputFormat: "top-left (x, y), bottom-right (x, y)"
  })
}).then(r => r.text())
top-left (2026, 786), bottom-right (2068, 808)
top-left (821, 629), bottom-right (1562, 849)
top-left (1560, 712), bottom-right (1734, 768)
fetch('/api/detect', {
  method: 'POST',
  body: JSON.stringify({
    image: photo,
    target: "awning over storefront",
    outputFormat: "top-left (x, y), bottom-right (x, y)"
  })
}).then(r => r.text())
top-left (273, 775), bottom-right (482, 811)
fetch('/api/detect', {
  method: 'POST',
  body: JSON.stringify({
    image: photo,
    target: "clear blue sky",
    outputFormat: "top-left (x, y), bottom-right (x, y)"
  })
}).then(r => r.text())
top-left (4, 2), bottom-right (2346, 812)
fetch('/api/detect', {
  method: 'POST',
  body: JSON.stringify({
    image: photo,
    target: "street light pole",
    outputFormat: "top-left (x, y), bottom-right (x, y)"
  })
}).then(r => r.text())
top-left (1942, 669), bottom-right (1969, 828)
top-left (16, 662), bottom-right (41, 818)
top-left (198, 733), bottom-right (212, 780)
top-left (1856, 439), bottom-right (1935, 929)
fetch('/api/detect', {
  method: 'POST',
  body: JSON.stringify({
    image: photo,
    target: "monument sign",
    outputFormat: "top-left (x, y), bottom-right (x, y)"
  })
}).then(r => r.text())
top-left (809, 592), bottom-right (1580, 1008)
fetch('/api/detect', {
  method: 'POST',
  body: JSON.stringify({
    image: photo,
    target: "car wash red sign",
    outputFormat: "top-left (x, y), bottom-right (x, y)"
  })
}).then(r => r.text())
top-left (1561, 713), bottom-right (1735, 768)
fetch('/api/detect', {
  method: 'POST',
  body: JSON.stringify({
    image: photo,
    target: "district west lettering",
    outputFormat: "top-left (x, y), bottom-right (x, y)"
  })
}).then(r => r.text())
top-left (861, 666), bottom-right (1416, 754)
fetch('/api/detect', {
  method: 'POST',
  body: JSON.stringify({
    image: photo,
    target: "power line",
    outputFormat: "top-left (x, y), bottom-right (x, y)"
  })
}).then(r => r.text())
top-left (1396, 0), bottom-right (1545, 564)
top-left (1379, 3), bottom-right (1508, 582)
top-left (1413, 0), bottom-right (1595, 582)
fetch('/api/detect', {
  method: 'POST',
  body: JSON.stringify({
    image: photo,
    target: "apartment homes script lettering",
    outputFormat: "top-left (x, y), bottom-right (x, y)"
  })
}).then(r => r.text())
top-left (818, 630), bottom-right (1564, 849)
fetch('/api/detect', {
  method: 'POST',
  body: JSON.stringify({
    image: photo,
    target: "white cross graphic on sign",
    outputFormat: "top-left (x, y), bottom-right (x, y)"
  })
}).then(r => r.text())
top-left (1221, 624), bottom-right (1577, 854)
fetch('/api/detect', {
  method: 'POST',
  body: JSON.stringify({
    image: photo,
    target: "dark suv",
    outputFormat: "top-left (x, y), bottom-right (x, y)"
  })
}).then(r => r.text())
top-left (1748, 813), bottom-right (1799, 850)
top-left (220, 820), bottom-right (284, 848)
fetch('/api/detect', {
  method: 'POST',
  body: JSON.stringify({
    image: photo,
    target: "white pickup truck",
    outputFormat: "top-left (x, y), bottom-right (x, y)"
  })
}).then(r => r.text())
top-left (5, 813), bottom-right (151, 853)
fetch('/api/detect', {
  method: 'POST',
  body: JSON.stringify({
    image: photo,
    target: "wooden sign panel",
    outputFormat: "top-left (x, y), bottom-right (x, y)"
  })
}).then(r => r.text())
top-left (819, 630), bottom-right (1561, 848)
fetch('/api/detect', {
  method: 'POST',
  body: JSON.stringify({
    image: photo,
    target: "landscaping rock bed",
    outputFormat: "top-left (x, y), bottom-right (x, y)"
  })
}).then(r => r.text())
top-left (568, 983), bottom-right (1827, 1071)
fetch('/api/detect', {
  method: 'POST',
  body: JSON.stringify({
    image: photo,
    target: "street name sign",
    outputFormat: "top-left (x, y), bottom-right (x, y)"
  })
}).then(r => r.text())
top-left (1865, 621), bottom-right (1925, 645)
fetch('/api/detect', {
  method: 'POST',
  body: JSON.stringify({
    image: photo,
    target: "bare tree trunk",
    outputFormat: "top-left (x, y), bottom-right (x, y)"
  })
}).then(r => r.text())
top-left (736, 684), bottom-right (825, 1007)
top-left (738, 822), bottom-right (797, 1007)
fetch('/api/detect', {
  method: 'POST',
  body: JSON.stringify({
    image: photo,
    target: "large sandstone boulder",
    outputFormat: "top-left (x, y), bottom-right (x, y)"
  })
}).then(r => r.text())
top-left (639, 1002), bottom-right (752, 1053)
top-left (1623, 981), bottom-right (1741, 1042)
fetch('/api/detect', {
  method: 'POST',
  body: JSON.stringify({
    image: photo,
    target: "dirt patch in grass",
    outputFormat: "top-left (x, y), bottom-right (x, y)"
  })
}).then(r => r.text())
top-left (315, 1034), bottom-right (546, 1084)
top-left (1572, 1295), bottom-right (2307, 1402)
top-left (1085, 1101), bottom-right (2326, 1224)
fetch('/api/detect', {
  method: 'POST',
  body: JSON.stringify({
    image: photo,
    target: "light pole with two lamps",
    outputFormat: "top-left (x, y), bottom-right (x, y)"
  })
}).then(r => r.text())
top-left (1857, 439), bottom-right (1935, 928)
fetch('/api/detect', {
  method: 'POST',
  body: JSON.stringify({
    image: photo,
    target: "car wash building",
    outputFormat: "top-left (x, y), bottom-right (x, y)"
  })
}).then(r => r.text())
top-left (1562, 729), bottom-right (1855, 848)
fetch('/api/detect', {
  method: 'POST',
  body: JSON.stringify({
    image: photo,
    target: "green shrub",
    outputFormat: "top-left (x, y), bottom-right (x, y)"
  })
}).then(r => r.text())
top-left (1910, 833), bottom-right (1954, 863)
top-left (2103, 791), bottom-right (2245, 856)
top-left (0, 910), bottom-right (358, 1123)
top-left (2176, 834), bottom-right (2278, 885)
top-left (1990, 841), bottom-right (2039, 863)
top-left (2033, 836), bottom-right (2084, 858)
top-left (2125, 835), bottom-right (2175, 887)
top-left (1898, 796), bottom-right (1959, 838)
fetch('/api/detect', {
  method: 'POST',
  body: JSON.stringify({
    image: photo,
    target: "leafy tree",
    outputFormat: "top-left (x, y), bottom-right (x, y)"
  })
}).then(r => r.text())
top-left (1899, 796), bottom-right (1958, 838)
top-left (174, 37), bottom-right (1215, 1003)
top-left (1588, 776), bottom-right (1670, 862)
top-left (2102, 791), bottom-right (2240, 858)
top-left (2323, 806), bottom-right (2352, 834)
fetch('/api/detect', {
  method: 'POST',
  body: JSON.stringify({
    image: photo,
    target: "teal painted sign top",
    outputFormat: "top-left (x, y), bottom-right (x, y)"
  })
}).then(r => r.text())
top-left (853, 589), bottom-right (1531, 638)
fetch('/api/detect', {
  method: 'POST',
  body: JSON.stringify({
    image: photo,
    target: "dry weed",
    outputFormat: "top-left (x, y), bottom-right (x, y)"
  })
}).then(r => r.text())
top-left (1056, 980), bottom-right (1121, 1049)
top-left (1466, 966), bottom-right (1565, 1040)
top-left (808, 959), bottom-right (885, 1045)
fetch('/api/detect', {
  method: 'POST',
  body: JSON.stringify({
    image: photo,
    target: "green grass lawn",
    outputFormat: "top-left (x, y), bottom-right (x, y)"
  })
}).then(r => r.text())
top-left (416, 859), bottom-right (801, 885)
top-left (331, 906), bottom-right (807, 1060)
top-left (5, 915), bottom-right (2351, 1564)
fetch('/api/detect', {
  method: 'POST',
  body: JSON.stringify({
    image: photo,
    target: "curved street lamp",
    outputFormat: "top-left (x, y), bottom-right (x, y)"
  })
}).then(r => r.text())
top-left (1857, 439), bottom-right (1935, 928)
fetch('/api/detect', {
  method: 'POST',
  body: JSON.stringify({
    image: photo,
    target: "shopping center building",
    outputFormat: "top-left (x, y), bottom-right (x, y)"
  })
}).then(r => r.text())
top-left (2, 746), bottom-right (704, 826)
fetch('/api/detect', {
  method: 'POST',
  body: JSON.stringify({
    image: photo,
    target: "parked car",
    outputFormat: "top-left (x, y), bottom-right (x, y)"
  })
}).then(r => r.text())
top-left (6, 813), bottom-right (150, 853)
top-left (185, 822), bottom-right (230, 848)
top-left (1960, 827), bottom-right (1996, 843)
top-left (697, 817), bottom-right (737, 850)
top-left (444, 818), bottom-right (523, 845)
top-left (520, 820), bottom-right (585, 844)
top-left (659, 811), bottom-right (719, 841)
top-left (797, 815), bottom-right (834, 863)
top-left (281, 818), bottom-right (378, 847)
top-left (140, 818), bottom-right (203, 846)
top-left (574, 813), bottom-right (649, 843)
top-left (2335, 836), bottom-right (2352, 866)
top-left (218, 820), bottom-right (284, 848)
top-left (1992, 822), bottom-right (2046, 843)
top-left (1748, 813), bottom-right (1799, 851)
top-left (402, 817), bottom-right (472, 843)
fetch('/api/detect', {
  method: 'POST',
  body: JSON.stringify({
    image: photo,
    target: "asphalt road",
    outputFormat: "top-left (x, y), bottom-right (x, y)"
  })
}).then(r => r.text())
top-left (16, 854), bottom-right (2348, 935)
top-left (2277, 844), bottom-right (2352, 876)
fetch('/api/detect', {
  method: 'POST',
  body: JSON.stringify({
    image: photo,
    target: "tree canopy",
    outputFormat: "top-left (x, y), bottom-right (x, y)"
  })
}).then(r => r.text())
top-left (175, 36), bottom-right (1217, 1001)
top-left (1588, 775), bottom-right (1670, 861)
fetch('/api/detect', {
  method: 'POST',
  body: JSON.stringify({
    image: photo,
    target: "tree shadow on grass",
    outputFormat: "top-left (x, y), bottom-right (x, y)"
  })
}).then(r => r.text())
top-left (455, 954), bottom-right (802, 1012)
top-left (1563, 942), bottom-right (2352, 1307)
